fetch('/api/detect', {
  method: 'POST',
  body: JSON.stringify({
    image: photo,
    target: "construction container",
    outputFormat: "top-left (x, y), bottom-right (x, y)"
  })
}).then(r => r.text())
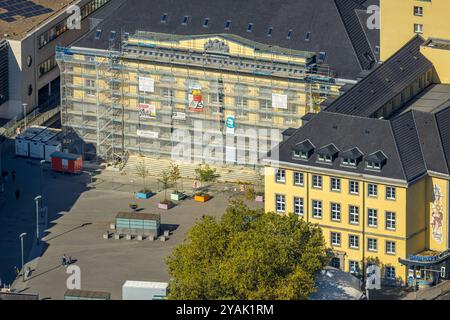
top-left (29, 128), bottom-right (62, 159)
top-left (115, 212), bottom-right (161, 236)
top-left (64, 289), bottom-right (110, 300)
top-left (15, 126), bottom-right (46, 157)
top-left (50, 151), bottom-right (82, 174)
top-left (122, 281), bottom-right (168, 300)
top-left (44, 138), bottom-right (62, 162)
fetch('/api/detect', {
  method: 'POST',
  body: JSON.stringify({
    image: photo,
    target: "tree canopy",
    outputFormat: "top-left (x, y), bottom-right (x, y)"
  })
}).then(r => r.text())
top-left (166, 201), bottom-right (329, 300)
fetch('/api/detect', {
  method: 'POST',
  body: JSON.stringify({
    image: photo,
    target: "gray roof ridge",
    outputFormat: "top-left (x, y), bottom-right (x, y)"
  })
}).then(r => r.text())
top-left (410, 110), bottom-right (429, 173)
top-left (322, 111), bottom-right (387, 122)
top-left (388, 119), bottom-right (408, 181)
top-left (432, 108), bottom-right (450, 175)
top-left (354, 8), bottom-right (378, 62)
top-left (333, 0), bottom-right (364, 71)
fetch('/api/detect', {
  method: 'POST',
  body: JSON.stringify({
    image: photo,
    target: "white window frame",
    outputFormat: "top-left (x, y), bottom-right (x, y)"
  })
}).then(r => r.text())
top-left (386, 266), bottom-right (396, 280)
top-left (275, 169), bottom-right (286, 183)
top-left (312, 200), bottom-right (323, 219)
top-left (349, 260), bottom-right (359, 275)
top-left (386, 241), bottom-right (396, 255)
top-left (386, 186), bottom-right (396, 200)
top-left (349, 235), bottom-right (359, 249)
top-left (331, 203), bottom-right (341, 222)
top-left (414, 23), bottom-right (423, 34)
top-left (368, 208), bottom-right (378, 227)
top-left (294, 197), bottom-right (304, 216)
top-left (331, 177), bottom-right (341, 192)
top-left (349, 180), bottom-right (359, 195)
top-left (368, 238), bottom-right (378, 252)
top-left (414, 6), bottom-right (423, 17)
top-left (294, 172), bottom-right (304, 186)
top-left (275, 194), bottom-right (286, 213)
top-left (386, 211), bottom-right (396, 230)
top-left (312, 175), bottom-right (322, 189)
top-left (331, 232), bottom-right (341, 246)
top-left (368, 183), bottom-right (378, 197)
top-left (349, 206), bottom-right (359, 225)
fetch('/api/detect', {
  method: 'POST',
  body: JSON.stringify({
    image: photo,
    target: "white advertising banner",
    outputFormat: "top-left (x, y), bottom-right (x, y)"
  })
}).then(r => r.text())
top-left (272, 93), bottom-right (288, 109)
top-left (139, 77), bottom-right (155, 93)
top-left (226, 115), bottom-right (236, 135)
top-left (226, 146), bottom-right (237, 163)
top-left (137, 130), bottom-right (159, 139)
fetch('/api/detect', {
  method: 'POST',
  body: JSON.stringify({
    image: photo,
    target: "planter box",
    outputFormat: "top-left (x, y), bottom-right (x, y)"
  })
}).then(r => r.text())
top-left (255, 195), bottom-right (265, 203)
top-left (158, 202), bottom-right (174, 210)
top-left (170, 192), bottom-right (186, 201)
top-left (195, 194), bottom-right (211, 203)
top-left (136, 192), bottom-right (153, 200)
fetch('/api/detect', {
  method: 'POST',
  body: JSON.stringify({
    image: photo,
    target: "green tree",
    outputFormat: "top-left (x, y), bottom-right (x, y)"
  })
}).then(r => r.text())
top-left (194, 164), bottom-right (217, 192)
top-left (166, 201), bottom-right (328, 300)
top-left (169, 162), bottom-right (182, 193)
top-left (158, 170), bottom-right (172, 202)
top-left (135, 159), bottom-right (150, 192)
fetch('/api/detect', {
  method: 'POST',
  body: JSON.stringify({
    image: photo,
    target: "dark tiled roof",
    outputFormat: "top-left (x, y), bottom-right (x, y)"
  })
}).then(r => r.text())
top-left (435, 106), bottom-right (450, 173)
top-left (341, 147), bottom-right (364, 160)
top-left (74, 0), bottom-right (379, 79)
top-left (366, 151), bottom-right (387, 163)
top-left (390, 112), bottom-right (427, 181)
top-left (293, 140), bottom-right (315, 153)
top-left (317, 143), bottom-right (340, 157)
top-left (274, 112), bottom-right (408, 181)
top-left (325, 36), bottom-right (433, 116)
top-left (272, 107), bottom-right (450, 182)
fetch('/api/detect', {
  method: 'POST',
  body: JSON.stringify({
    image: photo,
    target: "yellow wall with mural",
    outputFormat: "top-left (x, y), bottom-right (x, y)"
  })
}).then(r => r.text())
top-left (264, 165), bottom-right (411, 282)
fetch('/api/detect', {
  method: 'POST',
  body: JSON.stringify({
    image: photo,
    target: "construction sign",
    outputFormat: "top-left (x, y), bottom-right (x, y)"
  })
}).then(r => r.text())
top-left (138, 103), bottom-right (156, 119)
top-left (188, 87), bottom-right (204, 112)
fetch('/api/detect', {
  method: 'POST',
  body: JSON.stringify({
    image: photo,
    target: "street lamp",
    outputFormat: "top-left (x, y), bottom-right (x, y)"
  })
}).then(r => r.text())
top-left (22, 103), bottom-right (28, 130)
top-left (40, 160), bottom-right (45, 198)
top-left (19, 233), bottom-right (27, 282)
top-left (34, 195), bottom-right (42, 244)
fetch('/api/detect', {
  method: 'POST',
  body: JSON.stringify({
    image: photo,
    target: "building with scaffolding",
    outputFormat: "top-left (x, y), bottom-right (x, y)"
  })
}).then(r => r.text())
top-left (56, 0), bottom-right (379, 166)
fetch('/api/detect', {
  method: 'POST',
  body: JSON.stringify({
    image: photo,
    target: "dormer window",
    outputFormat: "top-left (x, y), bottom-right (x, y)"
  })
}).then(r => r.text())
top-left (365, 151), bottom-right (387, 171)
top-left (366, 161), bottom-right (381, 170)
top-left (292, 139), bottom-right (315, 161)
top-left (316, 143), bottom-right (339, 164)
top-left (342, 158), bottom-right (357, 167)
top-left (340, 147), bottom-right (364, 168)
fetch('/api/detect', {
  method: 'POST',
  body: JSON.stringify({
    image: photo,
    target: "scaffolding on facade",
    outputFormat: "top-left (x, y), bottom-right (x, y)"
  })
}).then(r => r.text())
top-left (56, 31), bottom-right (341, 166)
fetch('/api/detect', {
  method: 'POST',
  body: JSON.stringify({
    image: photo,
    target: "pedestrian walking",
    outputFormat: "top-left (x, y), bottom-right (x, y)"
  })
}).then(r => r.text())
top-left (14, 266), bottom-right (19, 279)
top-left (61, 254), bottom-right (67, 267)
top-left (67, 256), bottom-right (72, 265)
top-left (15, 189), bottom-right (20, 200)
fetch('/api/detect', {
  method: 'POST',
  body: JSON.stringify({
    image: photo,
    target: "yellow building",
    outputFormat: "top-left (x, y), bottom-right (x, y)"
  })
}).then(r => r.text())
top-left (56, 32), bottom-right (340, 164)
top-left (265, 35), bottom-right (450, 287)
top-left (381, 0), bottom-right (450, 82)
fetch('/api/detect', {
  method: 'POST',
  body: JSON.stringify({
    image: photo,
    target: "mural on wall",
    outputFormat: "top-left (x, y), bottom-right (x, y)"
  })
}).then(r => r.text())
top-left (431, 184), bottom-right (444, 244)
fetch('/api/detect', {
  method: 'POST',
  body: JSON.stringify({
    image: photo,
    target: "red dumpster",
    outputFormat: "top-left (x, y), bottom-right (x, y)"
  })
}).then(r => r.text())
top-left (50, 151), bottom-right (83, 174)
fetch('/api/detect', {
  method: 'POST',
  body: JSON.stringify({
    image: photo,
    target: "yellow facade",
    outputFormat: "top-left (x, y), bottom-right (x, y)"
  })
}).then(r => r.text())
top-left (264, 165), bottom-right (449, 284)
top-left (59, 33), bottom-right (340, 162)
top-left (380, 0), bottom-right (450, 84)
top-left (380, 0), bottom-right (450, 61)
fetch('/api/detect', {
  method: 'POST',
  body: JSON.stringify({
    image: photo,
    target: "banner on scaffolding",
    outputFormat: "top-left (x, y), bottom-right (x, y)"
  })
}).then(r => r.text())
top-left (172, 112), bottom-right (187, 121)
top-left (226, 115), bottom-right (236, 135)
top-left (272, 93), bottom-right (288, 109)
top-left (138, 76), bottom-right (155, 93)
top-left (188, 85), bottom-right (204, 112)
top-left (137, 130), bottom-right (159, 139)
top-left (138, 103), bottom-right (156, 119)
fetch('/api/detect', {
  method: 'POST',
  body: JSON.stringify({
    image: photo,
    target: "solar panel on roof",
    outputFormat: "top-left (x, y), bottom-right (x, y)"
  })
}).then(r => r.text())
top-left (0, 0), bottom-right (53, 22)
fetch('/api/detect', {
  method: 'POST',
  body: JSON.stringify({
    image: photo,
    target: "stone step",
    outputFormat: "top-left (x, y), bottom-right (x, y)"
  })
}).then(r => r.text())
top-left (124, 155), bottom-right (262, 184)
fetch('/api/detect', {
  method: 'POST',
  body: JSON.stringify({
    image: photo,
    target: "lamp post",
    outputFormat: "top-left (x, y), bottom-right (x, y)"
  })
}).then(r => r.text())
top-left (34, 196), bottom-right (42, 244)
top-left (19, 233), bottom-right (27, 282)
top-left (22, 103), bottom-right (28, 130)
top-left (40, 159), bottom-right (45, 198)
